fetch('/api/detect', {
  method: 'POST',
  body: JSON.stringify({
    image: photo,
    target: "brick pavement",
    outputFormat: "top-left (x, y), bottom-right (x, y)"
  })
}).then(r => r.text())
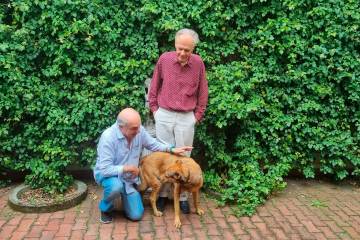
top-left (0, 179), bottom-right (360, 239)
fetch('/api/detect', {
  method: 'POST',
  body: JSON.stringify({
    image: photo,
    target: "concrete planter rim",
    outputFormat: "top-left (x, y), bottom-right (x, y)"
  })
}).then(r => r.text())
top-left (8, 180), bottom-right (88, 213)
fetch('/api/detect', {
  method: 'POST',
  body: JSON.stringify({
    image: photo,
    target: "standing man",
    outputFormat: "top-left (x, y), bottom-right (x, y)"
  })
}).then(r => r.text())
top-left (148, 28), bottom-right (208, 214)
top-left (94, 108), bottom-right (192, 223)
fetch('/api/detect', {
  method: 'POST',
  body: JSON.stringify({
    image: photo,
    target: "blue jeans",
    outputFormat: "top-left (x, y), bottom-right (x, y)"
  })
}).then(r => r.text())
top-left (98, 176), bottom-right (144, 221)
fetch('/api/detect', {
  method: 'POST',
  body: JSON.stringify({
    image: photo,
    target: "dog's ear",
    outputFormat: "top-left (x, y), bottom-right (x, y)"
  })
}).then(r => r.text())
top-left (165, 170), bottom-right (174, 178)
top-left (175, 159), bottom-right (183, 164)
top-left (181, 167), bottom-right (190, 183)
top-left (166, 170), bottom-right (180, 179)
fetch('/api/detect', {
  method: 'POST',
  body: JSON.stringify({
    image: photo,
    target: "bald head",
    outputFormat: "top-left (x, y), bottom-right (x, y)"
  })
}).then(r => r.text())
top-left (117, 108), bottom-right (141, 141)
top-left (117, 108), bottom-right (141, 127)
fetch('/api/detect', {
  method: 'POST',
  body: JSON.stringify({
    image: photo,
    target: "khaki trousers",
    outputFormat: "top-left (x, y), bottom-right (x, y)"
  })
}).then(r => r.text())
top-left (154, 107), bottom-right (196, 200)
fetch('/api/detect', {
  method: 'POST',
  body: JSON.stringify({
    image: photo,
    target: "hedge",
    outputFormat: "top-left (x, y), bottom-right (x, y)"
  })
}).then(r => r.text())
top-left (1, 0), bottom-right (359, 215)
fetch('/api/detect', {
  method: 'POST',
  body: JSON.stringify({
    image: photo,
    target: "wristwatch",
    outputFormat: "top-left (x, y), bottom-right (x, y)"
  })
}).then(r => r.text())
top-left (170, 146), bottom-right (175, 153)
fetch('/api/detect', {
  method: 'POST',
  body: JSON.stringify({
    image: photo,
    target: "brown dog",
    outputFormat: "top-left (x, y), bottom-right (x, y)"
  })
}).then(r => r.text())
top-left (137, 152), bottom-right (204, 228)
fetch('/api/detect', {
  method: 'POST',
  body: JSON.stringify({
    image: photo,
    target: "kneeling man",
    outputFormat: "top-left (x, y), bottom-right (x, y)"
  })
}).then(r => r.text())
top-left (93, 108), bottom-right (192, 223)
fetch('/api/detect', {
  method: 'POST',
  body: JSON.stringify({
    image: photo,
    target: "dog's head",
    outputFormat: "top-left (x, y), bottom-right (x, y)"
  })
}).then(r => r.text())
top-left (164, 159), bottom-right (190, 183)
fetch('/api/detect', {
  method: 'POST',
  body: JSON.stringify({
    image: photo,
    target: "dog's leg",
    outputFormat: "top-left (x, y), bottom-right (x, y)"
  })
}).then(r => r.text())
top-left (150, 182), bottom-right (163, 217)
top-left (173, 183), bottom-right (182, 228)
top-left (192, 189), bottom-right (204, 215)
top-left (137, 167), bottom-right (147, 192)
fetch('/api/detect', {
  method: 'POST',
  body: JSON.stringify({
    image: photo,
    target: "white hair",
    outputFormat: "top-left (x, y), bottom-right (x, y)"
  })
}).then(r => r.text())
top-left (175, 28), bottom-right (199, 45)
top-left (116, 116), bottom-right (127, 127)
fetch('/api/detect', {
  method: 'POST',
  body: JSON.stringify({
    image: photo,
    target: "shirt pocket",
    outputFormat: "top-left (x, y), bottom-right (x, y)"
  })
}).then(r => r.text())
top-left (183, 69), bottom-right (200, 96)
top-left (185, 81), bottom-right (198, 96)
top-left (116, 150), bottom-right (128, 164)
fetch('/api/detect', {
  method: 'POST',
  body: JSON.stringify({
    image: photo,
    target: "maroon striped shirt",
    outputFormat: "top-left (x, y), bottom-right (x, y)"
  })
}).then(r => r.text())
top-left (149, 51), bottom-right (208, 121)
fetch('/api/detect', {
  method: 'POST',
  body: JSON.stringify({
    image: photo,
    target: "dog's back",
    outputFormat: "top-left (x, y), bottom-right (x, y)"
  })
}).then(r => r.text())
top-left (138, 152), bottom-right (178, 191)
top-left (139, 152), bottom-right (203, 191)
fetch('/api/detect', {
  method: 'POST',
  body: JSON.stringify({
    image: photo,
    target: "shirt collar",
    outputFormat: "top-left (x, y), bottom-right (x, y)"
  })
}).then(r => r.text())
top-left (114, 122), bottom-right (125, 140)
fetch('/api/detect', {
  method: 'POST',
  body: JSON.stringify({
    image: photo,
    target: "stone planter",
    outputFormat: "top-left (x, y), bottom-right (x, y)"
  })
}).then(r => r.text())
top-left (8, 180), bottom-right (88, 213)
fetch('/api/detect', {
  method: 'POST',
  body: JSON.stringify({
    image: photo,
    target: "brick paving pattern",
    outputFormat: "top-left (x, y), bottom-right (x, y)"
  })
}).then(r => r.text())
top-left (0, 179), bottom-right (360, 239)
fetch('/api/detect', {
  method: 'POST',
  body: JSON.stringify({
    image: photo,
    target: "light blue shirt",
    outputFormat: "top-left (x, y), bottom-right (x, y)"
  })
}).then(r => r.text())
top-left (93, 122), bottom-right (170, 194)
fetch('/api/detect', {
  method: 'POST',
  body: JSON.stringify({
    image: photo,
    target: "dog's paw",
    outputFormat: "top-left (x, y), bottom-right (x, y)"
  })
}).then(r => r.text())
top-left (196, 208), bottom-right (205, 215)
top-left (153, 210), bottom-right (163, 217)
top-left (174, 218), bottom-right (182, 228)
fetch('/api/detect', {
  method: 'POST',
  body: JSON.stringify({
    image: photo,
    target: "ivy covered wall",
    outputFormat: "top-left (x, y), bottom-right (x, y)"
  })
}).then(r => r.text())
top-left (1, 0), bottom-right (359, 214)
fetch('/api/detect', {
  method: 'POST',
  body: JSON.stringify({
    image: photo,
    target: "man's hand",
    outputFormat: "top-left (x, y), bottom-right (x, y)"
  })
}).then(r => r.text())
top-left (151, 110), bottom-right (157, 120)
top-left (171, 146), bottom-right (193, 155)
top-left (123, 165), bottom-right (139, 177)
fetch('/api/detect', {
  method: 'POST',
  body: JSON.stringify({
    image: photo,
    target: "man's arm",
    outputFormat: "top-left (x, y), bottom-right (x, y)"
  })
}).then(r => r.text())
top-left (194, 61), bottom-right (208, 121)
top-left (141, 127), bottom-right (193, 154)
top-left (148, 57), bottom-right (163, 113)
top-left (141, 126), bottom-right (169, 152)
top-left (96, 137), bottom-right (124, 177)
